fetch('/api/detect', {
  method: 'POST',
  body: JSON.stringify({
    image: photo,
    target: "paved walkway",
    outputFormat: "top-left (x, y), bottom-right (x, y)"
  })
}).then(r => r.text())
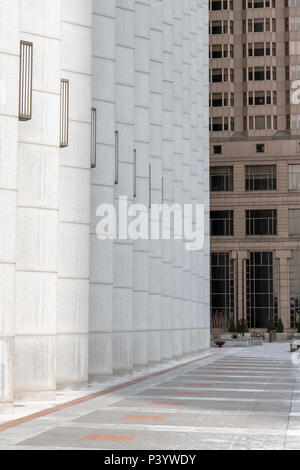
top-left (0, 343), bottom-right (300, 450)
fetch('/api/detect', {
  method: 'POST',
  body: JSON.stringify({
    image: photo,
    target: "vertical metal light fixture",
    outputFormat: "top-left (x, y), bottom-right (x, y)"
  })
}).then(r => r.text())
top-left (91, 107), bottom-right (97, 168)
top-left (19, 41), bottom-right (33, 121)
top-left (149, 164), bottom-right (152, 209)
top-left (133, 149), bottom-right (137, 198)
top-left (60, 79), bottom-right (69, 148)
top-left (114, 130), bottom-right (119, 184)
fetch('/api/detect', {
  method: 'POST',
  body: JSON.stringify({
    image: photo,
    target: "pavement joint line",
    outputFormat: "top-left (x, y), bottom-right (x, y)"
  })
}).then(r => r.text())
top-left (0, 351), bottom-right (219, 433)
top-left (49, 421), bottom-right (288, 436)
top-left (103, 406), bottom-right (290, 417)
top-left (130, 394), bottom-right (300, 403)
top-left (151, 386), bottom-right (297, 393)
top-left (183, 374), bottom-right (299, 379)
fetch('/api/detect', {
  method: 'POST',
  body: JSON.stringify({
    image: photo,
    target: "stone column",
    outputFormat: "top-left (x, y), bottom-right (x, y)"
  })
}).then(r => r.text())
top-left (57, 0), bottom-right (92, 390)
top-left (197, 0), bottom-right (210, 351)
top-left (112, 2), bottom-right (135, 374)
top-left (14, 0), bottom-right (61, 401)
top-left (89, 0), bottom-right (116, 382)
top-left (275, 250), bottom-right (293, 332)
top-left (172, 0), bottom-right (184, 358)
top-left (132, 0), bottom-right (150, 369)
top-left (0, 0), bottom-right (19, 413)
top-left (148, 0), bottom-right (163, 364)
top-left (161, 0), bottom-right (174, 361)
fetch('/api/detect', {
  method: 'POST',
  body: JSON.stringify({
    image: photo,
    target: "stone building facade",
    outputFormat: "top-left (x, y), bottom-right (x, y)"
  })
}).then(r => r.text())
top-left (0, 0), bottom-right (210, 414)
top-left (210, 0), bottom-right (300, 333)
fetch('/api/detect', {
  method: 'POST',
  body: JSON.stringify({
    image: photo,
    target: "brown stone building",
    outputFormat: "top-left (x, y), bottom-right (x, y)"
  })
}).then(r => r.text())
top-left (209, 0), bottom-right (300, 333)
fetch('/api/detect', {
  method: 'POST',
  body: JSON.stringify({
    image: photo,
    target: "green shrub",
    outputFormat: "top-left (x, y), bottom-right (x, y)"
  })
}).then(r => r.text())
top-left (237, 319), bottom-right (248, 334)
top-left (267, 319), bottom-right (276, 332)
top-left (228, 317), bottom-right (236, 333)
top-left (276, 318), bottom-right (284, 333)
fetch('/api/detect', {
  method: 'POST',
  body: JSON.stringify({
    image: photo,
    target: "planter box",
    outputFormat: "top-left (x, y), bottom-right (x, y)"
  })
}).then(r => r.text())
top-left (265, 332), bottom-right (288, 342)
top-left (211, 337), bottom-right (262, 348)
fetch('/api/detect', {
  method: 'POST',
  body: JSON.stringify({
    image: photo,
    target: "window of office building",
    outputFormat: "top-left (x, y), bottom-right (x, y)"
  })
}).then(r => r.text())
top-left (290, 251), bottom-right (300, 329)
top-left (245, 18), bottom-right (274, 32)
top-left (210, 0), bottom-right (233, 10)
top-left (211, 21), bottom-right (222, 34)
top-left (246, 42), bottom-right (275, 57)
top-left (289, 164), bottom-right (300, 190)
top-left (291, 65), bottom-right (300, 80)
top-left (211, 210), bottom-right (234, 236)
top-left (292, 115), bottom-right (300, 129)
top-left (213, 145), bottom-right (222, 154)
top-left (289, 209), bottom-right (300, 235)
top-left (245, 91), bottom-right (276, 106)
top-left (243, 115), bottom-right (276, 130)
top-left (246, 66), bottom-right (274, 82)
top-left (246, 252), bottom-right (278, 329)
top-left (246, 165), bottom-right (276, 191)
top-left (245, 0), bottom-right (275, 7)
top-left (210, 166), bottom-right (233, 191)
top-left (211, 117), bottom-right (223, 132)
top-left (211, 252), bottom-right (234, 318)
top-left (290, 42), bottom-right (300, 55)
top-left (255, 42), bottom-right (265, 56)
top-left (254, 18), bottom-right (264, 32)
top-left (246, 209), bottom-right (277, 235)
top-left (290, 17), bottom-right (300, 31)
top-left (211, 45), bottom-right (222, 58)
top-left (209, 93), bottom-right (234, 108)
top-left (210, 116), bottom-right (234, 132)
top-left (211, 69), bottom-right (223, 83)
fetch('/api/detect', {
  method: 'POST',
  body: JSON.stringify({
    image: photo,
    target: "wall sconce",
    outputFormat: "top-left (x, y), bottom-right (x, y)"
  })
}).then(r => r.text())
top-left (19, 41), bottom-right (33, 121)
top-left (91, 107), bottom-right (97, 168)
top-left (133, 149), bottom-right (137, 198)
top-left (60, 79), bottom-right (69, 148)
top-left (114, 130), bottom-right (119, 184)
top-left (149, 164), bottom-right (152, 209)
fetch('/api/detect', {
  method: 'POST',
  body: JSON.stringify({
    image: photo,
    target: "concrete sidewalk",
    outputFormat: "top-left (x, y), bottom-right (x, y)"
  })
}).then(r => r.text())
top-left (0, 343), bottom-right (299, 450)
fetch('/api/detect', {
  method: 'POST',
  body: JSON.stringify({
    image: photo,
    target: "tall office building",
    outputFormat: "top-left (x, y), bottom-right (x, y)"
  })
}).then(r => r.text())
top-left (209, 0), bottom-right (300, 334)
top-left (0, 0), bottom-right (210, 414)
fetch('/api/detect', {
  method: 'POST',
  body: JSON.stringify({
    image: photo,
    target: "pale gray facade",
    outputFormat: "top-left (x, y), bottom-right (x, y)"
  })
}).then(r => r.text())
top-left (0, 0), bottom-right (210, 414)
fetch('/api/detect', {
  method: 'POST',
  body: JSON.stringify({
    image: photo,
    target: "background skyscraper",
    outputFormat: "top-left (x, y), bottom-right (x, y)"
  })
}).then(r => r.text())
top-left (209, 0), bottom-right (300, 334)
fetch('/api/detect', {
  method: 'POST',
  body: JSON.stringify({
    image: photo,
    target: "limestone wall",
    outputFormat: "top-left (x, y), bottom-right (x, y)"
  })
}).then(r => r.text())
top-left (0, 0), bottom-right (209, 413)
